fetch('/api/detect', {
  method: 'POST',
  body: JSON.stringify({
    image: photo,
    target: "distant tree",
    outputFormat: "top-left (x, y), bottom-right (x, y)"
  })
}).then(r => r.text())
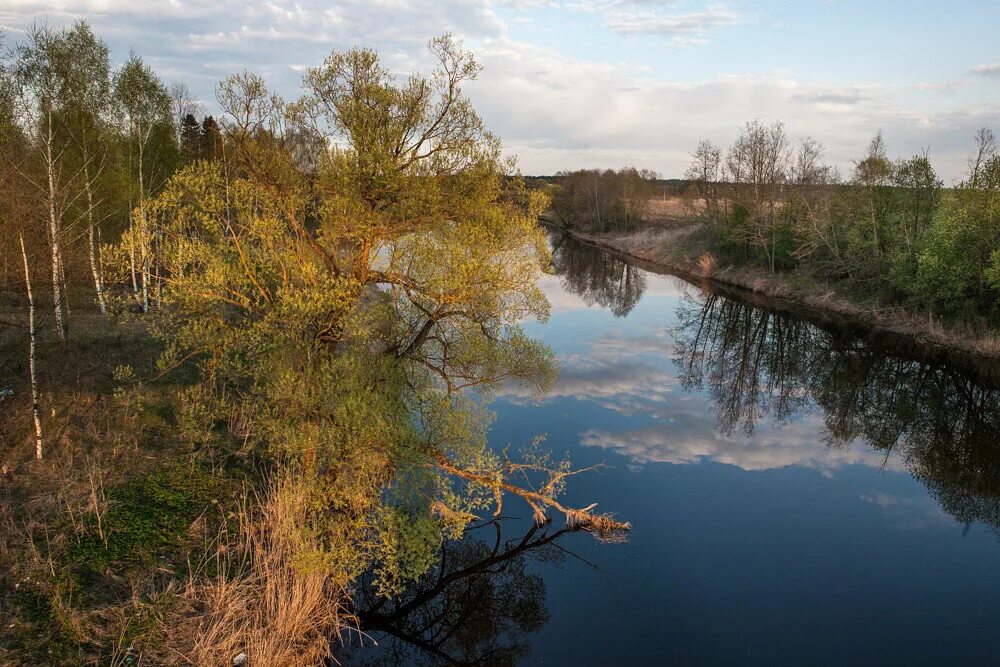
top-left (684, 139), bottom-right (722, 221)
top-left (179, 112), bottom-right (201, 161)
top-left (200, 115), bottom-right (222, 161)
top-left (724, 120), bottom-right (791, 272)
top-left (851, 131), bottom-right (894, 263)
top-left (169, 81), bottom-right (201, 143)
top-left (892, 151), bottom-right (941, 256)
top-left (59, 21), bottom-right (114, 314)
top-left (969, 127), bottom-right (997, 188)
top-left (551, 168), bottom-right (657, 232)
top-left (790, 137), bottom-right (834, 187)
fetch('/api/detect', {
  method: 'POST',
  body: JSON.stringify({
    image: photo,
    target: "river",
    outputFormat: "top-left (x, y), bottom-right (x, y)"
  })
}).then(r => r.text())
top-left (342, 229), bottom-right (1000, 665)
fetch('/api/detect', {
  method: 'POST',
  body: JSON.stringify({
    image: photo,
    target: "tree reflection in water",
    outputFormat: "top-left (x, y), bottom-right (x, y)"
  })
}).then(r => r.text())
top-left (550, 232), bottom-right (646, 317)
top-left (673, 291), bottom-right (1000, 532)
top-left (342, 521), bottom-right (584, 666)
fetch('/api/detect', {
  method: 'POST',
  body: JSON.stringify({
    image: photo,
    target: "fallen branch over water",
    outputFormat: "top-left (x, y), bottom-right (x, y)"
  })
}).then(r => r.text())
top-left (433, 452), bottom-right (631, 542)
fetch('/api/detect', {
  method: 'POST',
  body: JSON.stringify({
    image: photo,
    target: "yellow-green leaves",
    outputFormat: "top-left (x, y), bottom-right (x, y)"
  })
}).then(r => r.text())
top-left (136, 36), bottom-right (564, 598)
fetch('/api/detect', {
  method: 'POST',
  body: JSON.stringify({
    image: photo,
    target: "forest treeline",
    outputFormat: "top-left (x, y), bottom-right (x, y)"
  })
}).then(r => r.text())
top-left (684, 122), bottom-right (1000, 322)
top-left (546, 122), bottom-right (1000, 329)
top-left (547, 167), bottom-right (661, 232)
top-left (0, 22), bottom-right (626, 664)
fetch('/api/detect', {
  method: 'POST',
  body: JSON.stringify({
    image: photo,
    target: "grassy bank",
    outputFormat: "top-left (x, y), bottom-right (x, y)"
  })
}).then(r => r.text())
top-left (543, 213), bottom-right (1000, 372)
top-left (0, 294), bottom-right (269, 664)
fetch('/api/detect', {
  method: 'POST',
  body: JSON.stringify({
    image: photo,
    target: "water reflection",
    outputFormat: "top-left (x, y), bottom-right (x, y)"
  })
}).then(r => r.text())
top-left (674, 291), bottom-right (1000, 532)
top-left (550, 231), bottom-right (646, 317)
top-left (346, 522), bottom-right (580, 666)
top-left (352, 233), bottom-right (1000, 665)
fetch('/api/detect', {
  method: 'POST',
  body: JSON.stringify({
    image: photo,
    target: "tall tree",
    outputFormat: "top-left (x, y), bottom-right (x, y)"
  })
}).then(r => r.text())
top-left (168, 81), bottom-right (200, 144)
top-left (685, 139), bottom-right (722, 221)
top-left (969, 127), bottom-right (997, 188)
top-left (58, 21), bottom-right (113, 314)
top-left (10, 23), bottom-right (81, 339)
top-left (852, 131), bottom-right (894, 263)
top-left (113, 53), bottom-right (172, 312)
top-left (142, 38), bottom-right (627, 636)
top-left (725, 120), bottom-right (791, 272)
top-left (199, 115), bottom-right (222, 161)
top-left (179, 112), bottom-right (201, 161)
top-left (19, 235), bottom-right (43, 461)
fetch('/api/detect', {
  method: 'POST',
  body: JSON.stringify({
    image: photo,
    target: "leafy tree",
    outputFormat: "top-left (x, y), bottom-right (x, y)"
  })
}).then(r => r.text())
top-left (113, 53), bottom-right (174, 312)
top-left (550, 167), bottom-right (658, 232)
top-left (722, 120), bottom-right (792, 272)
top-left (685, 139), bottom-right (722, 222)
top-left (57, 21), bottom-right (114, 314)
top-left (9, 23), bottom-right (82, 338)
top-left (915, 154), bottom-right (1000, 314)
top-left (142, 36), bottom-right (627, 616)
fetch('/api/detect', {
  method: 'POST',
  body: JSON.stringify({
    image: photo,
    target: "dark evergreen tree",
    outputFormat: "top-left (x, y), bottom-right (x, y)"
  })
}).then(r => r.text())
top-left (200, 115), bottom-right (222, 161)
top-left (180, 112), bottom-right (201, 162)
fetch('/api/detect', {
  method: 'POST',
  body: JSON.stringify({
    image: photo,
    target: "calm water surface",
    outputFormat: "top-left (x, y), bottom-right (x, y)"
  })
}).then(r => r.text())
top-left (346, 230), bottom-right (1000, 666)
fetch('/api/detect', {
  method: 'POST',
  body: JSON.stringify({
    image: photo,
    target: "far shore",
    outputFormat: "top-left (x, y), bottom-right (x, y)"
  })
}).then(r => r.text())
top-left (540, 211), bottom-right (1000, 381)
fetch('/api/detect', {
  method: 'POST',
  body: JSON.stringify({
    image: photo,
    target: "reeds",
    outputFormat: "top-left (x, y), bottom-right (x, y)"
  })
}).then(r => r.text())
top-left (165, 477), bottom-right (353, 666)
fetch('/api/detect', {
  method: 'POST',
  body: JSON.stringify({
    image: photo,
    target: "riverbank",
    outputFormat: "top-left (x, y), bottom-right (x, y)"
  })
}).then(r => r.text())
top-left (542, 214), bottom-right (1000, 378)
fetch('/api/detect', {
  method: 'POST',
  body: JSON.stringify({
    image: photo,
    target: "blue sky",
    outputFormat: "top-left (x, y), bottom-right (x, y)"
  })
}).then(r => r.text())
top-left (3, 0), bottom-right (998, 180)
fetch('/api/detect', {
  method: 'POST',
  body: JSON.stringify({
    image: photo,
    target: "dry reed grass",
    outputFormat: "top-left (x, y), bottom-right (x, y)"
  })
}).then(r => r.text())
top-left (697, 252), bottom-right (717, 276)
top-left (163, 477), bottom-right (353, 666)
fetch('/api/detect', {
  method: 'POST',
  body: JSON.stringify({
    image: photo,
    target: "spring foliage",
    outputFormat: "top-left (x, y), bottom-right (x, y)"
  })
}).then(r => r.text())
top-left (131, 36), bottom-right (625, 601)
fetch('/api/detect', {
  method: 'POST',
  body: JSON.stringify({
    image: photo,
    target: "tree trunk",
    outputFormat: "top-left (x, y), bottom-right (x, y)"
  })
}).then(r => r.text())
top-left (137, 142), bottom-right (149, 313)
top-left (45, 115), bottom-right (67, 340)
top-left (129, 215), bottom-right (140, 303)
top-left (20, 235), bottom-right (43, 461)
top-left (84, 160), bottom-right (107, 314)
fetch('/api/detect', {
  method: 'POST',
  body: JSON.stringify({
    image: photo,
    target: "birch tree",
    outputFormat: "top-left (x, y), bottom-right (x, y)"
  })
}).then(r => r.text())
top-left (725, 120), bottom-right (791, 272)
top-left (59, 22), bottom-right (113, 314)
top-left (19, 235), bottom-right (43, 461)
top-left (114, 54), bottom-right (172, 312)
top-left (11, 24), bottom-right (81, 339)
top-left (685, 139), bottom-right (722, 222)
top-left (169, 81), bottom-right (201, 144)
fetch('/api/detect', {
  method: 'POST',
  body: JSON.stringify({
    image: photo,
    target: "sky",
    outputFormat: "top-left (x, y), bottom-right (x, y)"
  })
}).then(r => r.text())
top-left (2, 0), bottom-right (998, 181)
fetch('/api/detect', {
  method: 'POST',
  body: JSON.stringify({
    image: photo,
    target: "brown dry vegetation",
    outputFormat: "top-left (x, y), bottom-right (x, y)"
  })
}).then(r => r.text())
top-left (162, 477), bottom-right (352, 666)
top-left (0, 295), bottom-right (255, 665)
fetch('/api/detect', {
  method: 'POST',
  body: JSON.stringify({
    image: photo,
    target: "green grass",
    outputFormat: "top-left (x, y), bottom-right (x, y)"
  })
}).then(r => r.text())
top-left (64, 462), bottom-right (228, 608)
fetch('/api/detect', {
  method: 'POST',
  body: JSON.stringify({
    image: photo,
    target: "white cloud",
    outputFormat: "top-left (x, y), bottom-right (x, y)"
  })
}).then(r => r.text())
top-left (859, 492), bottom-right (951, 530)
top-left (470, 39), bottom-right (999, 179)
top-left (603, 6), bottom-right (740, 43)
top-left (579, 418), bottom-right (906, 474)
top-left (2, 1), bottom-right (995, 181)
top-left (970, 64), bottom-right (1000, 79)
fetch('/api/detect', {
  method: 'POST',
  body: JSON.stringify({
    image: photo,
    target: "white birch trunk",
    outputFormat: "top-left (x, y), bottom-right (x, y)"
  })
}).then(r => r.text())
top-left (83, 159), bottom-right (107, 315)
top-left (137, 141), bottom-right (149, 313)
top-left (20, 235), bottom-right (43, 461)
top-left (45, 113), bottom-right (66, 340)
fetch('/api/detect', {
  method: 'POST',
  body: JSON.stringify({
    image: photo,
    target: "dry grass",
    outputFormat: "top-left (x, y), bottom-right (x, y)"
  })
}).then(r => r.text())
top-left (646, 195), bottom-right (698, 222)
top-left (163, 477), bottom-right (352, 667)
top-left (697, 252), bottom-right (717, 277)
